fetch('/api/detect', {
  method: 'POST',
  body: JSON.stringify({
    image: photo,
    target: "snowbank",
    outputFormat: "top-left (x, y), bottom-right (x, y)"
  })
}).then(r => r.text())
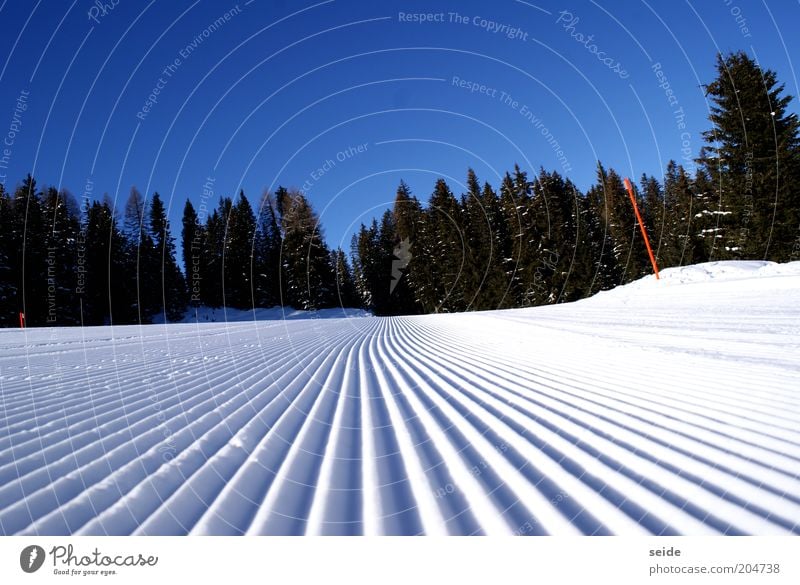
top-left (153, 305), bottom-right (371, 324)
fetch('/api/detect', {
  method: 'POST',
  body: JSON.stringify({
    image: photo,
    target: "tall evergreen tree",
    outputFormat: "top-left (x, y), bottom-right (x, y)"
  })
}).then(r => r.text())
top-left (253, 192), bottom-right (283, 308)
top-left (182, 199), bottom-right (202, 306)
top-left (150, 192), bottom-right (187, 321)
top-left (0, 183), bottom-right (18, 326)
top-left (42, 187), bottom-right (81, 325)
top-left (279, 190), bottom-right (335, 309)
top-left (332, 247), bottom-right (360, 309)
top-left (80, 198), bottom-right (127, 325)
top-left (122, 188), bottom-right (156, 323)
top-left (698, 51), bottom-right (800, 260)
top-left (201, 198), bottom-right (231, 308)
top-left (417, 178), bottom-right (466, 312)
top-left (11, 175), bottom-right (48, 326)
top-left (390, 181), bottom-right (424, 314)
top-left (224, 190), bottom-right (257, 309)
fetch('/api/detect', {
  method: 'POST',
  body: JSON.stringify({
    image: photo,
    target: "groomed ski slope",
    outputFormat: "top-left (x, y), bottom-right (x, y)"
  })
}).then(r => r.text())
top-left (1, 261), bottom-right (799, 535)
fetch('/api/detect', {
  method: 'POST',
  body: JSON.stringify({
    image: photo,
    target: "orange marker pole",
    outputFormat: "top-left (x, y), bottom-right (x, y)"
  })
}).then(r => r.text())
top-left (624, 177), bottom-right (660, 280)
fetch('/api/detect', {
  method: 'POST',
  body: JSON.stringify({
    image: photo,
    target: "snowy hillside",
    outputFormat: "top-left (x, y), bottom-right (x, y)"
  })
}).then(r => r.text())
top-left (0, 261), bottom-right (798, 535)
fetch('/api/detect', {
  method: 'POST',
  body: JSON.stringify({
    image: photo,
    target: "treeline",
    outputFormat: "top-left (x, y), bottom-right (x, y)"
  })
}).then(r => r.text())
top-left (0, 178), bottom-right (188, 327)
top-left (0, 182), bottom-right (360, 326)
top-left (181, 187), bottom-right (359, 313)
top-left (351, 154), bottom-right (797, 315)
top-left (0, 51), bottom-right (798, 326)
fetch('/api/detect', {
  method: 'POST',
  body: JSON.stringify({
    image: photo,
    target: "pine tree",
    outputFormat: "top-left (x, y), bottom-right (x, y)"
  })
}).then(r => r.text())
top-left (182, 199), bottom-right (202, 306)
top-left (498, 171), bottom-right (527, 306)
top-left (42, 187), bottom-right (81, 325)
top-left (81, 198), bottom-right (126, 325)
top-left (201, 198), bottom-right (231, 308)
top-left (332, 247), bottom-right (360, 309)
top-left (224, 191), bottom-right (257, 309)
top-left (150, 192), bottom-right (187, 321)
top-left (690, 168), bottom-right (715, 263)
top-left (584, 179), bottom-right (622, 293)
top-left (593, 164), bottom-right (650, 283)
top-left (391, 181), bottom-right (424, 314)
top-left (11, 175), bottom-right (48, 326)
top-left (528, 170), bottom-right (581, 304)
top-left (0, 183), bottom-right (18, 326)
top-left (418, 178), bottom-right (466, 312)
top-left (253, 192), bottom-right (283, 307)
top-left (352, 220), bottom-right (381, 312)
top-left (461, 169), bottom-right (492, 310)
top-left (122, 188), bottom-right (155, 323)
top-left (279, 190), bottom-right (335, 309)
top-left (698, 51), bottom-right (800, 260)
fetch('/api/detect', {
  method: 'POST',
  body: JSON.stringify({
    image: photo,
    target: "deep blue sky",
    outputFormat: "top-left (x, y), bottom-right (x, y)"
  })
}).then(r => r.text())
top-left (1, 0), bottom-right (798, 257)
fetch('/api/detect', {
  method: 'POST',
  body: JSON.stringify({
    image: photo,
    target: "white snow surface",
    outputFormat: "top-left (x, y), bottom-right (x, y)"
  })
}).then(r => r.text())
top-left (1, 261), bottom-right (799, 535)
top-left (152, 305), bottom-right (371, 324)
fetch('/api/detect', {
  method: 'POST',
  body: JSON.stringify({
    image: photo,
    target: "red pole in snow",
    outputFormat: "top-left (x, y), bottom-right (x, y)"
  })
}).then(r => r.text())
top-left (19, 312), bottom-right (25, 329)
top-left (624, 178), bottom-right (660, 280)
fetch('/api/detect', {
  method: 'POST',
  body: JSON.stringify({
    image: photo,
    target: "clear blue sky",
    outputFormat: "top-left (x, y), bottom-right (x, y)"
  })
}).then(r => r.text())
top-left (1, 0), bottom-right (798, 258)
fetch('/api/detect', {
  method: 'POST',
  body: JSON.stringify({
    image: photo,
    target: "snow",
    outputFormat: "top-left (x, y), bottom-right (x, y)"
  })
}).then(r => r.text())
top-left (1, 261), bottom-right (798, 535)
top-left (152, 305), bottom-right (371, 324)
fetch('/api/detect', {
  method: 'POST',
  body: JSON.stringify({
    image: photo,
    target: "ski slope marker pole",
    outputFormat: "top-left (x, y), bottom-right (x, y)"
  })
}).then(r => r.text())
top-left (19, 312), bottom-right (25, 329)
top-left (623, 177), bottom-right (660, 280)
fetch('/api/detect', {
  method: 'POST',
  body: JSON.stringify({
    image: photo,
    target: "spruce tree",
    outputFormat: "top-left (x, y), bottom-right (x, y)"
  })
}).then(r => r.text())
top-left (11, 176), bottom-right (48, 326)
top-left (391, 181), bottom-right (424, 314)
top-left (698, 51), bottom-right (800, 260)
top-left (498, 171), bottom-right (527, 306)
top-left (253, 193), bottom-right (283, 307)
top-left (150, 192), bottom-right (187, 321)
top-left (225, 191), bottom-right (257, 309)
top-left (182, 199), bottom-right (202, 306)
top-left (0, 184), bottom-right (18, 326)
top-left (420, 178), bottom-right (466, 312)
top-left (279, 190), bottom-right (335, 310)
top-left (81, 198), bottom-right (126, 325)
top-left (332, 247), bottom-right (360, 309)
top-left (42, 187), bottom-right (81, 325)
top-left (352, 220), bottom-right (381, 312)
